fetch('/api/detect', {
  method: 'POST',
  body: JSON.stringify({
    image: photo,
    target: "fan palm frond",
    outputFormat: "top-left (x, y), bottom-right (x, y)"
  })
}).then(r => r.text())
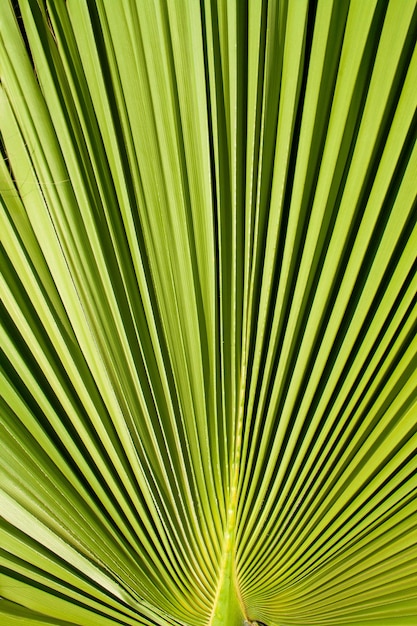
top-left (1, 1), bottom-right (416, 625)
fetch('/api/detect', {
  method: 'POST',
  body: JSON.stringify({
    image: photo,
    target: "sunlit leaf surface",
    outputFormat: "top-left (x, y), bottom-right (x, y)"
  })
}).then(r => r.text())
top-left (1, 1), bottom-right (416, 624)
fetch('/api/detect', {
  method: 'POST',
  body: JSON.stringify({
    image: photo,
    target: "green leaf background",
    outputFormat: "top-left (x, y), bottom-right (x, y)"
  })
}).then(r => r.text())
top-left (1, 0), bottom-right (416, 624)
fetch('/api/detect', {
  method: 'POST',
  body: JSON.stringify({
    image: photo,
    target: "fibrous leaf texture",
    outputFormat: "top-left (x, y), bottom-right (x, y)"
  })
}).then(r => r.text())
top-left (1, 1), bottom-right (416, 625)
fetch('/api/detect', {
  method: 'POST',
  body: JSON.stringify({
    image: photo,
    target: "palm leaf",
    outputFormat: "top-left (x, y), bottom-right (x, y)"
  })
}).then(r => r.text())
top-left (1, 0), bottom-right (416, 624)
